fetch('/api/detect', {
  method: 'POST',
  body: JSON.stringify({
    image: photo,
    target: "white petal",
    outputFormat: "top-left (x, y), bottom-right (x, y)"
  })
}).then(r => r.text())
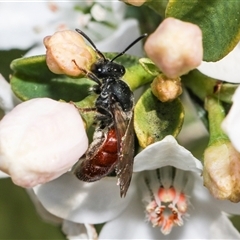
top-left (181, 173), bottom-right (240, 239)
top-left (34, 172), bottom-right (136, 224)
top-left (62, 220), bottom-right (98, 240)
top-left (213, 198), bottom-right (240, 215)
top-left (222, 86), bottom-right (240, 152)
top-left (209, 212), bottom-right (240, 239)
top-left (197, 42), bottom-right (240, 83)
top-left (26, 189), bottom-right (62, 225)
top-left (0, 3), bottom-right (56, 49)
top-left (96, 19), bottom-right (142, 56)
top-left (24, 45), bottom-right (46, 57)
top-left (0, 74), bottom-right (20, 114)
top-left (99, 194), bottom-right (164, 239)
top-left (133, 135), bottom-right (202, 173)
top-left (0, 170), bottom-right (8, 178)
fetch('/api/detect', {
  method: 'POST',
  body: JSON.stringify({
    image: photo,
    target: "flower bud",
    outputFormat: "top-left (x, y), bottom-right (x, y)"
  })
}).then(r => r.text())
top-left (203, 142), bottom-right (240, 202)
top-left (151, 74), bottom-right (182, 102)
top-left (144, 17), bottom-right (203, 78)
top-left (44, 30), bottom-right (97, 77)
top-left (0, 98), bottom-right (88, 188)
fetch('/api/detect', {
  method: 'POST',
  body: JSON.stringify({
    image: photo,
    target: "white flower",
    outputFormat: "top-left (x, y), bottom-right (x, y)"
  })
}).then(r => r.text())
top-left (222, 86), bottom-right (240, 152)
top-left (0, 2), bottom-right (142, 57)
top-left (0, 98), bottom-right (88, 187)
top-left (33, 135), bottom-right (240, 239)
top-left (198, 42), bottom-right (240, 83)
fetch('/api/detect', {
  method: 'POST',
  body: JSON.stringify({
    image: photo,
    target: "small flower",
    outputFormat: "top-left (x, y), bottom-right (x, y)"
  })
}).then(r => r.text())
top-left (98, 136), bottom-right (240, 239)
top-left (144, 17), bottom-right (203, 78)
top-left (44, 30), bottom-right (96, 76)
top-left (0, 98), bottom-right (88, 187)
top-left (33, 136), bottom-right (240, 239)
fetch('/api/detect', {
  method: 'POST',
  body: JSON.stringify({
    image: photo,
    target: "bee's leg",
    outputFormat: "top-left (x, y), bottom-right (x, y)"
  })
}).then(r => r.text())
top-left (72, 59), bottom-right (101, 86)
top-left (69, 101), bottom-right (96, 113)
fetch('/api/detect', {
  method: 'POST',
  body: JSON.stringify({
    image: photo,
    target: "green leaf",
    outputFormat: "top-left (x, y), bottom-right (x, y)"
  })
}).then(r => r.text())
top-left (134, 88), bottom-right (184, 148)
top-left (10, 55), bottom-right (95, 102)
top-left (165, 0), bottom-right (240, 61)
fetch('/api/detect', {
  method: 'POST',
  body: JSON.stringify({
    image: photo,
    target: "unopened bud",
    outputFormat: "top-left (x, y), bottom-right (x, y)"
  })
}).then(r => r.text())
top-left (151, 74), bottom-right (182, 102)
top-left (203, 142), bottom-right (240, 202)
top-left (0, 98), bottom-right (88, 188)
top-left (144, 17), bottom-right (203, 78)
top-left (44, 30), bottom-right (96, 77)
top-left (203, 96), bottom-right (240, 202)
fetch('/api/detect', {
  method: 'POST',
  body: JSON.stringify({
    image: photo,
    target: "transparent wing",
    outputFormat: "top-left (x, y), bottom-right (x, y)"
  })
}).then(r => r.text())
top-left (112, 102), bottom-right (134, 197)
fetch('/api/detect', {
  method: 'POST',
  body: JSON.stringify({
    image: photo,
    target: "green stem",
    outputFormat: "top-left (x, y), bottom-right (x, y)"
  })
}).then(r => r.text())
top-left (181, 70), bottom-right (217, 101)
top-left (123, 64), bottom-right (155, 91)
top-left (205, 96), bottom-right (229, 146)
top-left (182, 69), bottom-right (237, 104)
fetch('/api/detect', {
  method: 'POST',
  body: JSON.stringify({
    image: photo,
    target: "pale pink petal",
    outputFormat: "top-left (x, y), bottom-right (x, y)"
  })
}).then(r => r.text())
top-left (0, 98), bottom-right (88, 187)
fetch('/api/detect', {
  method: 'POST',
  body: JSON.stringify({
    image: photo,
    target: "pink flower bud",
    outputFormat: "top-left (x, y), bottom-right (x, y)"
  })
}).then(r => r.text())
top-left (44, 30), bottom-right (97, 77)
top-left (144, 17), bottom-right (203, 78)
top-left (0, 98), bottom-right (88, 188)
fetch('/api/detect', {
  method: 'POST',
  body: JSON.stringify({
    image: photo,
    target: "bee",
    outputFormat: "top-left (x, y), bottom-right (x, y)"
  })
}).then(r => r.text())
top-left (73, 29), bottom-right (147, 197)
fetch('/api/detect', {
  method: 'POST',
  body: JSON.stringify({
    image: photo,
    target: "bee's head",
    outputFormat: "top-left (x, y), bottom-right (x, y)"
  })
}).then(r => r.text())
top-left (91, 59), bottom-right (125, 79)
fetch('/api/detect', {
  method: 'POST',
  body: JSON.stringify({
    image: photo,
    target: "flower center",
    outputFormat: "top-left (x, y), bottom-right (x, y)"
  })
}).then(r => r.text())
top-left (143, 166), bottom-right (193, 235)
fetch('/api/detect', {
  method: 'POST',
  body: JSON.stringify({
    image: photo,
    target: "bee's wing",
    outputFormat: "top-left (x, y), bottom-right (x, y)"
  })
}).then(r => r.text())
top-left (112, 102), bottom-right (134, 197)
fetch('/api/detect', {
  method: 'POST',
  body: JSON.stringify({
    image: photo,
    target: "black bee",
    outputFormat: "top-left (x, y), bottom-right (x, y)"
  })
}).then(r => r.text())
top-left (73, 29), bottom-right (147, 197)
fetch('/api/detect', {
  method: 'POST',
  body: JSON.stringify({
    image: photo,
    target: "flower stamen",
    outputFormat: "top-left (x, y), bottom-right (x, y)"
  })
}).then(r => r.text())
top-left (143, 167), bottom-right (192, 235)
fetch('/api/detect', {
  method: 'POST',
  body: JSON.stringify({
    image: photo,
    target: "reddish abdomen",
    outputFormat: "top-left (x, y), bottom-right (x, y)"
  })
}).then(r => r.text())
top-left (75, 127), bottom-right (118, 182)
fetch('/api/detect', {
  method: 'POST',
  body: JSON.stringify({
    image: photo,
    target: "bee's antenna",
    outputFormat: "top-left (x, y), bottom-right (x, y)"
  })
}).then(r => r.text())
top-left (111, 33), bottom-right (148, 62)
top-left (75, 28), bottom-right (107, 61)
